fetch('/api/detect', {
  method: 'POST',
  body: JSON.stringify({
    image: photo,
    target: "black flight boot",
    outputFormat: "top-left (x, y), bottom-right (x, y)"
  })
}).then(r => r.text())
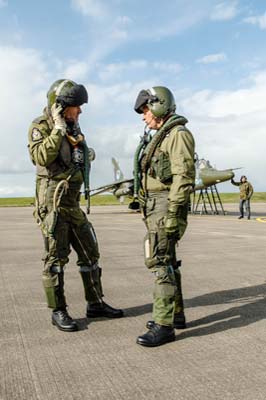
top-left (86, 301), bottom-right (124, 318)
top-left (52, 309), bottom-right (78, 332)
top-left (146, 311), bottom-right (186, 330)
top-left (137, 323), bottom-right (175, 347)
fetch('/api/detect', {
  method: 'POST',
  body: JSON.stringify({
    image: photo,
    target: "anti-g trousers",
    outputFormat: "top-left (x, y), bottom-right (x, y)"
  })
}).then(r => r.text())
top-left (143, 191), bottom-right (185, 326)
top-left (42, 206), bottom-right (103, 309)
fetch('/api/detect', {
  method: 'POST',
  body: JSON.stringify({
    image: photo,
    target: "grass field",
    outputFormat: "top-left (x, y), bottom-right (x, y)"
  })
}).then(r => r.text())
top-left (0, 193), bottom-right (265, 207)
top-left (0, 195), bottom-right (128, 207)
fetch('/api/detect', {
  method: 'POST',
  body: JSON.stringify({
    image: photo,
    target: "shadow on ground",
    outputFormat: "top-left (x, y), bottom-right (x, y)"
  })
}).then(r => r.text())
top-left (179, 283), bottom-right (266, 339)
top-left (123, 284), bottom-right (266, 339)
top-left (123, 303), bottom-right (152, 317)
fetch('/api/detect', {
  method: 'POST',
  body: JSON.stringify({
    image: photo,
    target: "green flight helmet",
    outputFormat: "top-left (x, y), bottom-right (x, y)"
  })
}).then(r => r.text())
top-left (47, 79), bottom-right (88, 110)
top-left (134, 86), bottom-right (176, 118)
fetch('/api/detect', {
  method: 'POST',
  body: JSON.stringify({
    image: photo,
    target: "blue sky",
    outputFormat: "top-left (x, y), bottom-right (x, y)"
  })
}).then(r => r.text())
top-left (0, 0), bottom-right (266, 195)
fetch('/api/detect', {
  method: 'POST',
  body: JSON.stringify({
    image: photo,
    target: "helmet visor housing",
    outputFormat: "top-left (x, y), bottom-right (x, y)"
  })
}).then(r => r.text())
top-left (134, 86), bottom-right (176, 118)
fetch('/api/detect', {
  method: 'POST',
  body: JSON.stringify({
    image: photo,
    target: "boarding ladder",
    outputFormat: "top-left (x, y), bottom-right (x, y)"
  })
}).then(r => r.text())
top-left (191, 184), bottom-right (225, 215)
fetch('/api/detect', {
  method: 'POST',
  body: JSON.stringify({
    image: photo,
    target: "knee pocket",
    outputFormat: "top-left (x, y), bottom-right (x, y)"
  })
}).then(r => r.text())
top-left (45, 233), bottom-right (70, 265)
top-left (144, 231), bottom-right (157, 268)
top-left (153, 266), bottom-right (176, 298)
top-left (42, 272), bottom-right (59, 288)
top-left (144, 224), bottom-right (171, 269)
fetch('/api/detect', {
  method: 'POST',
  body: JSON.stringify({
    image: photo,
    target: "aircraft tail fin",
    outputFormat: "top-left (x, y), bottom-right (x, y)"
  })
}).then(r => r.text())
top-left (112, 157), bottom-right (124, 181)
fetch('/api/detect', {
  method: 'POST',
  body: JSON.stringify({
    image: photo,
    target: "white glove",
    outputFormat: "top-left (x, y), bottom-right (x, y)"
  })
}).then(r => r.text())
top-left (51, 103), bottom-right (67, 134)
top-left (87, 147), bottom-right (96, 161)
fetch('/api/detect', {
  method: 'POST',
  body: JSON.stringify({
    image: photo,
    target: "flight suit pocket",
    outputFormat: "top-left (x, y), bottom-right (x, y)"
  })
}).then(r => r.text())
top-left (145, 197), bottom-right (156, 217)
top-left (144, 231), bottom-right (158, 269)
top-left (157, 151), bottom-right (172, 183)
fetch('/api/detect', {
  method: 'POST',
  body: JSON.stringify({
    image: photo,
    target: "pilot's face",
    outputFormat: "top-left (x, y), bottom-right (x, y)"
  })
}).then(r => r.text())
top-left (142, 106), bottom-right (164, 130)
top-left (63, 105), bottom-right (82, 123)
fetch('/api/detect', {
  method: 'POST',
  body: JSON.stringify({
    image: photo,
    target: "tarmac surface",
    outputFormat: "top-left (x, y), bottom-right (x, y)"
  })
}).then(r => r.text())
top-left (1, 203), bottom-right (266, 400)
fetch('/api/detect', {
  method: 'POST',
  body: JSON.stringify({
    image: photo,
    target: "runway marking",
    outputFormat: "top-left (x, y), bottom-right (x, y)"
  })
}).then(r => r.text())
top-left (256, 217), bottom-right (266, 223)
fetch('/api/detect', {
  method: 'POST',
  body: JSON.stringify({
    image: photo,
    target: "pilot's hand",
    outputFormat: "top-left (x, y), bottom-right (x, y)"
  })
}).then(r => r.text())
top-left (164, 209), bottom-right (180, 240)
top-left (87, 147), bottom-right (96, 162)
top-left (51, 103), bottom-right (67, 134)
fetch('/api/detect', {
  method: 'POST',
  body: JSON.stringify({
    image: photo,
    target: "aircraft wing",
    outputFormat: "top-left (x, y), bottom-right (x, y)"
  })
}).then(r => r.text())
top-left (90, 178), bottom-right (134, 196)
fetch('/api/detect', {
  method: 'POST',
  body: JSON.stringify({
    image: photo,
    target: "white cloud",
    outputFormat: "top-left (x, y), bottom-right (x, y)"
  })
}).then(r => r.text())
top-left (70, 2), bottom-right (214, 64)
top-left (116, 15), bottom-right (132, 26)
top-left (71, 0), bottom-right (108, 19)
top-left (62, 61), bottom-right (90, 81)
top-left (111, 28), bottom-right (128, 41)
top-left (98, 60), bottom-right (182, 81)
top-left (0, 46), bottom-right (51, 179)
top-left (243, 12), bottom-right (266, 30)
top-left (0, 185), bottom-right (33, 197)
top-left (180, 70), bottom-right (266, 190)
top-left (210, 1), bottom-right (239, 21)
top-left (0, 156), bottom-right (33, 174)
top-left (182, 71), bottom-right (266, 118)
top-left (196, 52), bottom-right (227, 64)
top-left (153, 62), bottom-right (182, 75)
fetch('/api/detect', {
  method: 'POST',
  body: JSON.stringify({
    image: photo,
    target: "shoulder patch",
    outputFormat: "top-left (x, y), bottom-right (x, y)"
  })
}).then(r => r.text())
top-left (31, 128), bottom-right (43, 141)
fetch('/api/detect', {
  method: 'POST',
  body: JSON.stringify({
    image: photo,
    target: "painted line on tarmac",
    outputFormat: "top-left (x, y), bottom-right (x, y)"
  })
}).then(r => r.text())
top-left (256, 217), bottom-right (266, 223)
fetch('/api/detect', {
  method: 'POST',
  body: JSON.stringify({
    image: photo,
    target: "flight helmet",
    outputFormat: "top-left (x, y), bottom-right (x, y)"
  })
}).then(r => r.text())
top-left (134, 86), bottom-right (176, 118)
top-left (47, 79), bottom-right (88, 110)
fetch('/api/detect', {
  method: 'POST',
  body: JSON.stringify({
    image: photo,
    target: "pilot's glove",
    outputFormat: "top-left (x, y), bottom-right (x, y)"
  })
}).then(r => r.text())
top-left (164, 205), bottom-right (180, 240)
top-left (51, 103), bottom-right (67, 134)
top-left (87, 147), bottom-right (96, 162)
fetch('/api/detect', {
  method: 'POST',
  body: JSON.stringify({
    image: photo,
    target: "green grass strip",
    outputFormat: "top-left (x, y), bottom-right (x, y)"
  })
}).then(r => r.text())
top-left (0, 193), bottom-right (265, 207)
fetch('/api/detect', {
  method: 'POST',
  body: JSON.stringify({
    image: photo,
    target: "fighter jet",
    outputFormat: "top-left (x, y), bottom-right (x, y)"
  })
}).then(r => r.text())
top-left (90, 155), bottom-right (239, 209)
top-left (90, 158), bottom-right (136, 207)
top-left (194, 155), bottom-right (238, 190)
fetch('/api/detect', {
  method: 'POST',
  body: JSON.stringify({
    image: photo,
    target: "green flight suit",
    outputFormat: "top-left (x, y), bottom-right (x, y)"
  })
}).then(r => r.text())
top-left (140, 114), bottom-right (195, 326)
top-left (28, 108), bottom-right (103, 310)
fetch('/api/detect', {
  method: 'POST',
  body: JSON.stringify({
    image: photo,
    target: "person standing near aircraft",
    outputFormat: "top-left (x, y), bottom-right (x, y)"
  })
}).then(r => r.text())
top-left (28, 79), bottom-right (123, 332)
top-left (133, 86), bottom-right (195, 347)
top-left (231, 175), bottom-right (253, 219)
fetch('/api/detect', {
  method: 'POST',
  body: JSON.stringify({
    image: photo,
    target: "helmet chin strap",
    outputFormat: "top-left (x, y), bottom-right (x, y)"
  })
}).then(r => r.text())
top-left (153, 116), bottom-right (165, 129)
top-left (155, 116), bottom-right (163, 124)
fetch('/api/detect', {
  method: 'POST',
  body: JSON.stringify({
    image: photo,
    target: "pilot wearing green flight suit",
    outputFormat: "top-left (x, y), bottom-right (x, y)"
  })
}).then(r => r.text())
top-left (133, 86), bottom-right (195, 346)
top-left (28, 79), bottom-right (123, 332)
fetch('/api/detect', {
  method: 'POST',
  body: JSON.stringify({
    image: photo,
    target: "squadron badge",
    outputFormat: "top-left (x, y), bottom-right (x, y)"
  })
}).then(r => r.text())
top-left (31, 128), bottom-right (42, 141)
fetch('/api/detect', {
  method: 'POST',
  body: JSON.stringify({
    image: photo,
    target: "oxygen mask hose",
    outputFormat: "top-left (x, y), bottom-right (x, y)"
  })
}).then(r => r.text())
top-left (133, 125), bottom-right (151, 199)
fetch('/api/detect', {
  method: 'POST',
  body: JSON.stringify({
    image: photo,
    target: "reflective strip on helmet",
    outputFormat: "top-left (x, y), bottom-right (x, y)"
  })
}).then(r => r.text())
top-left (55, 80), bottom-right (71, 96)
top-left (150, 87), bottom-right (156, 95)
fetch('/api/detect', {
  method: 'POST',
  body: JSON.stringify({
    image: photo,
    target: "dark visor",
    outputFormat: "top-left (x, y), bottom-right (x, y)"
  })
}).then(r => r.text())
top-left (134, 89), bottom-right (158, 114)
